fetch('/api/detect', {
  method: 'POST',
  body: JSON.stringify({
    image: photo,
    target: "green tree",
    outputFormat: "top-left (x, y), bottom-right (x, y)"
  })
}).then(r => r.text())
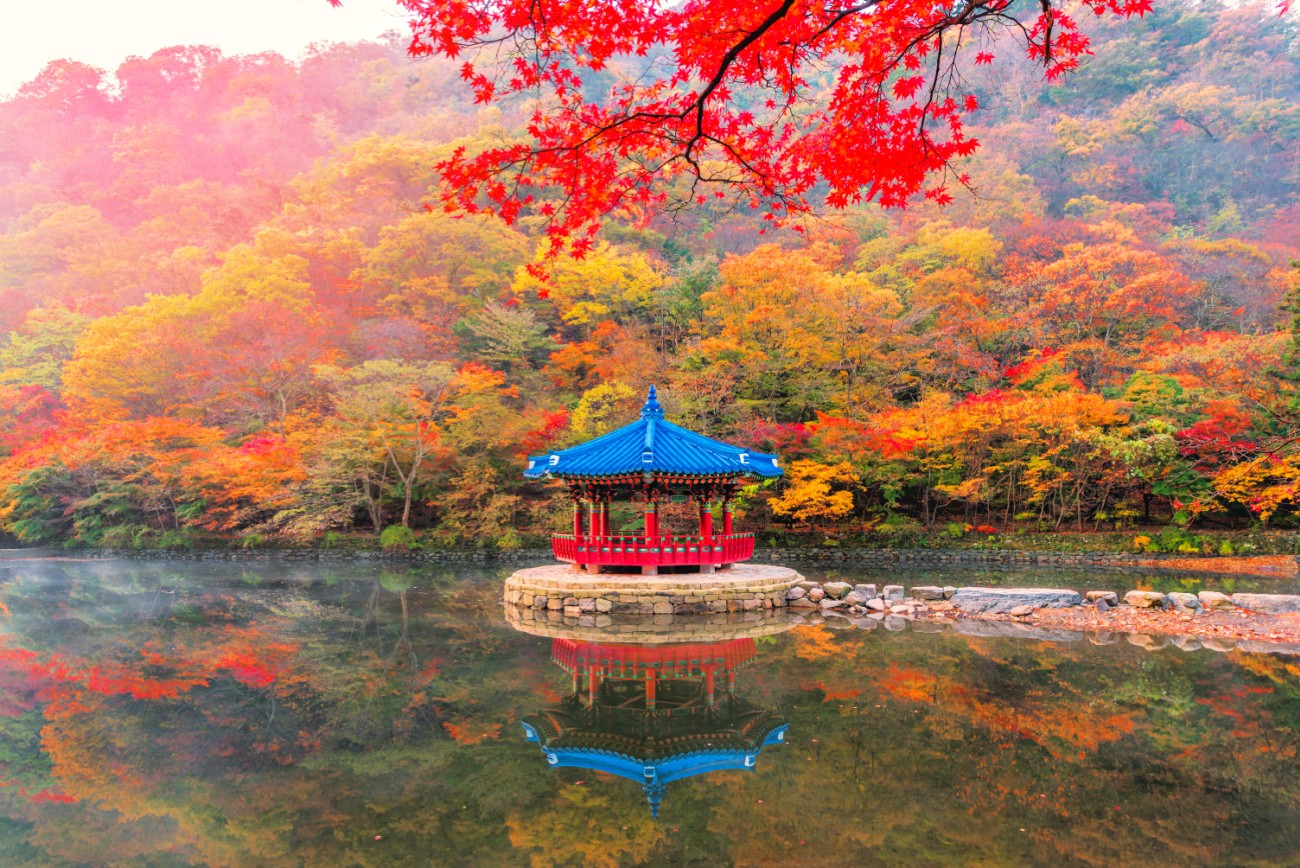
top-left (0, 307), bottom-right (91, 392)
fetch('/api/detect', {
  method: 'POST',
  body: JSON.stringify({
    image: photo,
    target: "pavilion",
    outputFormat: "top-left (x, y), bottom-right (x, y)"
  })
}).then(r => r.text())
top-left (525, 386), bottom-right (782, 575)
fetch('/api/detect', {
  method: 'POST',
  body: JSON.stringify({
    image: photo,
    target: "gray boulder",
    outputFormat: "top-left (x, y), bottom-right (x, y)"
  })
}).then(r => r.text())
top-left (854, 584), bottom-right (878, 598)
top-left (865, 598), bottom-right (887, 612)
top-left (882, 585), bottom-right (905, 602)
top-left (950, 587), bottom-right (1082, 615)
top-left (823, 582), bottom-right (852, 600)
top-left (942, 586), bottom-right (957, 599)
top-left (844, 590), bottom-right (868, 606)
top-left (1085, 590), bottom-right (1119, 605)
top-left (1124, 590), bottom-right (1165, 609)
top-left (911, 586), bottom-right (945, 601)
top-left (1198, 591), bottom-right (1233, 610)
top-left (820, 598), bottom-right (848, 610)
top-left (786, 586), bottom-right (807, 601)
top-left (807, 587), bottom-right (826, 602)
top-left (1166, 592), bottom-right (1203, 614)
top-left (1231, 593), bottom-right (1300, 615)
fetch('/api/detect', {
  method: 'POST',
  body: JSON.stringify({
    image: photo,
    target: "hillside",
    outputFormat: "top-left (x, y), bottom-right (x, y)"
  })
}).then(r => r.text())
top-left (0, 0), bottom-right (1298, 549)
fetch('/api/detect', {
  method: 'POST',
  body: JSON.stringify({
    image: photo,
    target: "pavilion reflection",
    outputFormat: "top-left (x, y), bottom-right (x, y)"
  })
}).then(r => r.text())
top-left (511, 612), bottom-right (793, 818)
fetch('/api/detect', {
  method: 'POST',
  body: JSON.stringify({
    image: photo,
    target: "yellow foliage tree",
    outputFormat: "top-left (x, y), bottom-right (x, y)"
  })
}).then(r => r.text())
top-left (1205, 455), bottom-right (1300, 526)
top-left (570, 381), bottom-right (636, 438)
top-left (512, 242), bottom-right (663, 329)
top-left (770, 460), bottom-right (859, 526)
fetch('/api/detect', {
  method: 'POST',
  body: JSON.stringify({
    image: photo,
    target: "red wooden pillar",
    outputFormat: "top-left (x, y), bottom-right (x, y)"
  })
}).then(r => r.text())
top-left (720, 503), bottom-right (734, 569)
top-left (645, 673), bottom-right (656, 711)
top-left (587, 502), bottom-right (604, 575)
top-left (573, 502), bottom-right (586, 569)
top-left (699, 502), bottom-right (715, 574)
top-left (705, 670), bottom-right (715, 707)
top-left (573, 501), bottom-right (585, 538)
top-left (726, 670), bottom-right (736, 694)
top-left (587, 668), bottom-right (600, 708)
top-left (642, 502), bottom-right (659, 576)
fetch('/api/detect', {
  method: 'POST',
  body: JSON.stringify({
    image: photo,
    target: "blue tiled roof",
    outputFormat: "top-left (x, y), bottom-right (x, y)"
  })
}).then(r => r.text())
top-left (525, 387), bottom-right (783, 479)
top-left (522, 721), bottom-right (788, 818)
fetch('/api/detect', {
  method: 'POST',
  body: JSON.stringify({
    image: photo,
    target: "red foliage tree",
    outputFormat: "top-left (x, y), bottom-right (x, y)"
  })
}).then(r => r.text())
top-left (398, 0), bottom-right (1156, 264)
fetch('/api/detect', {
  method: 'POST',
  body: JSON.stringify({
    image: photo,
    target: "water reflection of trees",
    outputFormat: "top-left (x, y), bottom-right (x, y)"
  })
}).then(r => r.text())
top-left (0, 563), bottom-right (1298, 866)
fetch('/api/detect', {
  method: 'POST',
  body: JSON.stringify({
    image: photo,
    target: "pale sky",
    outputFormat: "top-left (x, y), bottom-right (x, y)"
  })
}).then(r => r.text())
top-left (0, 0), bottom-right (406, 98)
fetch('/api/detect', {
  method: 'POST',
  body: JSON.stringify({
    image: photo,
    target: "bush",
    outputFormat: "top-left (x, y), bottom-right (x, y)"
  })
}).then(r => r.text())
top-left (495, 528), bottom-right (523, 549)
top-left (1136, 526), bottom-right (1212, 554)
top-left (157, 529), bottom-right (194, 549)
top-left (99, 524), bottom-right (144, 549)
top-left (380, 525), bottom-right (419, 550)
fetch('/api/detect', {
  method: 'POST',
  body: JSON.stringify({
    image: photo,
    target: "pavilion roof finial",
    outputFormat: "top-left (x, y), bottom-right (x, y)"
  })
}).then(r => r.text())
top-left (640, 385), bottom-right (665, 420)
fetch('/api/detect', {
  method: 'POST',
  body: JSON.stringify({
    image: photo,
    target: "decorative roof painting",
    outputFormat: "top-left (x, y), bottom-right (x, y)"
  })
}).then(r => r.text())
top-left (525, 386), bottom-right (782, 480)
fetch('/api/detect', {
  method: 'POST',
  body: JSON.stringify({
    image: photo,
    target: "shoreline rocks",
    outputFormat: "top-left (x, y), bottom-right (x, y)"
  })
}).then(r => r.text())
top-left (1230, 593), bottom-right (1300, 615)
top-left (951, 587), bottom-right (1082, 614)
top-left (1124, 590), bottom-right (1165, 608)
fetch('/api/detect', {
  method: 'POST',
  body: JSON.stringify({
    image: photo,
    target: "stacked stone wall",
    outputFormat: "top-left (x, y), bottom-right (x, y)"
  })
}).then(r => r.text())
top-left (502, 563), bottom-right (803, 616)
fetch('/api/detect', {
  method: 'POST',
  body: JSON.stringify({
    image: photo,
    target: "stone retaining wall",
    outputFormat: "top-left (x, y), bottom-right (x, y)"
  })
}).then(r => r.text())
top-left (766, 548), bottom-right (1183, 566)
top-left (37, 546), bottom-right (1300, 570)
top-left (57, 546), bottom-right (1136, 564)
top-left (59, 548), bottom-right (556, 563)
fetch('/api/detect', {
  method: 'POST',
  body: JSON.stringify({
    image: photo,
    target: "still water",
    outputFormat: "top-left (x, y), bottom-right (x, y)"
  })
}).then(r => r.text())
top-left (0, 557), bottom-right (1298, 867)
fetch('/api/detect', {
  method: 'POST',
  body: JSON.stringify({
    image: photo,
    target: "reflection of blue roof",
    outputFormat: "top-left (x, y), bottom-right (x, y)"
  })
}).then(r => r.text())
top-left (524, 387), bottom-right (782, 480)
top-left (522, 722), bottom-right (788, 818)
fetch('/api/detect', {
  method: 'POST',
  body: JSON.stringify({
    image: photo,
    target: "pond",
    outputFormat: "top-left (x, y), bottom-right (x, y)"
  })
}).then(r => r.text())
top-left (0, 557), bottom-right (1298, 867)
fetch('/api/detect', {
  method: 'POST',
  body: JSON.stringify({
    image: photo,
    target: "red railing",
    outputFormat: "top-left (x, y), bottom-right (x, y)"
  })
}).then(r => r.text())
top-left (551, 533), bottom-right (754, 567)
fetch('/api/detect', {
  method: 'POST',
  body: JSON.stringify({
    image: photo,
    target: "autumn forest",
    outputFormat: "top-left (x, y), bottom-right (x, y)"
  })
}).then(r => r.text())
top-left (2, 0), bottom-right (1300, 550)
